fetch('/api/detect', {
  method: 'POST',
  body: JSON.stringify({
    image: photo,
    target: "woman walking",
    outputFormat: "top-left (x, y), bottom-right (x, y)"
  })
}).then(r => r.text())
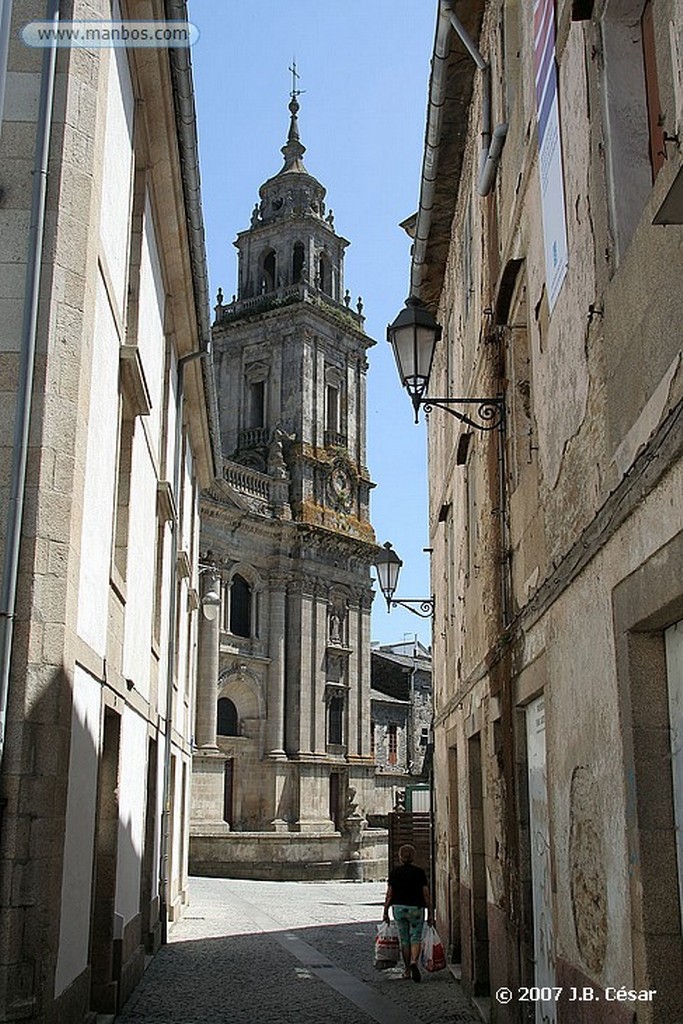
top-left (382, 843), bottom-right (434, 982)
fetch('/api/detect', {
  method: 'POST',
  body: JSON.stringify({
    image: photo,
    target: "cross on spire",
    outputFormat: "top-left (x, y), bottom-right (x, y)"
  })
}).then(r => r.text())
top-left (281, 60), bottom-right (307, 172)
top-left (288, 59), bottom-right (305, 102)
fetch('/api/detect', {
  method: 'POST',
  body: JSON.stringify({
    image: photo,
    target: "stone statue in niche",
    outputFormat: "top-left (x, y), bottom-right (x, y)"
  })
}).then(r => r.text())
top-left (328, 600), bottom-right (346, 645)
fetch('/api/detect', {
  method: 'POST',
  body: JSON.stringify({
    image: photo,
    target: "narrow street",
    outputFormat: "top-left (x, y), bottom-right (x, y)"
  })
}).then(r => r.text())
top-left (115, 878), bottom-right (480, 1024)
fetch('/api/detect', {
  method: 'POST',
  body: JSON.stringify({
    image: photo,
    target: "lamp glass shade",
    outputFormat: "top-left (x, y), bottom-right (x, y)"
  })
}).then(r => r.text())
top-left (387, 296), bottom-right (441, 402)
top-left (200, 568), bottom-right (222, 621)
top-left (374, 542), bottom-right (403, 601)
top-left (201, 587), bottom-right (221, 620)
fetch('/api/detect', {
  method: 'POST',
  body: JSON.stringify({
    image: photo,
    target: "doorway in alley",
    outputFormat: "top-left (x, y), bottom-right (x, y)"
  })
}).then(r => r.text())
top-left (90, 708), bottom-right (121, 1012)
top-left (525, 695), bottom-right (557, 1024)
top-left (467, 732), bottom-right (490, 996)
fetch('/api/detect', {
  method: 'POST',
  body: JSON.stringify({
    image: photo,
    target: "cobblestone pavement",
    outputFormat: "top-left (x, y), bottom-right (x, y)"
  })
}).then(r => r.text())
top-left (115, 877), bottom-right (481, 1024)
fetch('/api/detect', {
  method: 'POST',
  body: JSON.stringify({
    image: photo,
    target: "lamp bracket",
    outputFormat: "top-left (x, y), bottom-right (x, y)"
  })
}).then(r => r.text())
top-left (416, 395), bottom-right (504, 431)
top-left (388, 597), bottom-right (435, 619)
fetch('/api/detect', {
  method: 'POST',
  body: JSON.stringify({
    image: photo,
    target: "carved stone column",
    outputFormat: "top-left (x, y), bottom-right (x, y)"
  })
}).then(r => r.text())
top-left (195, 585), bottom-right (220, 750)
top-left (267, 578), bottom-right (287, 757)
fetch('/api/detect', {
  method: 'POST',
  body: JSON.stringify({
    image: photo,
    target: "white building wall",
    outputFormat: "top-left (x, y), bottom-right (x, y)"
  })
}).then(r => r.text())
top-left (165, 361), bottom-right (178, 483)
top-left (0, 2), bottom-right (216, 1016)
top-left (157, 523), bottom-right (173, 719)
top-left (122, 424), bottom-right (157, 698)
top-left (76, 277), bottom-right (120, 655)
top-left (98, 45), bottom-right (133, 314)
top-left (54, 667), bottom-right (102, 997)
top-left (122, 196), bottom-right (165, 700)
top-left (138, 196), bottom-right (165, 449)
top-left (115, 706), bottom-right (148, 926)
top-left (76, 37), bottom-right (134, 656)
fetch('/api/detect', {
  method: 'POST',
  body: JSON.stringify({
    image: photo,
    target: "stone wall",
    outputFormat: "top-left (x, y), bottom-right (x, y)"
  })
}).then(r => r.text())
top-left (189, 829), bottom-right (388, 882)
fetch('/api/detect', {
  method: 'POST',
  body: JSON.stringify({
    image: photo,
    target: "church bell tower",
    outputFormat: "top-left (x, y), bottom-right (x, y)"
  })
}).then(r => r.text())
top-left (191, 84), bottom-right (378, 868)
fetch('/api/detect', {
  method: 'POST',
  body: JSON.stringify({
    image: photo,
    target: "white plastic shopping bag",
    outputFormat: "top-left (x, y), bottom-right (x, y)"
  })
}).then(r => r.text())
top-left (374, 920), bottom-right (400, 970)
top-left (420, 924), bottom-right (447, 972)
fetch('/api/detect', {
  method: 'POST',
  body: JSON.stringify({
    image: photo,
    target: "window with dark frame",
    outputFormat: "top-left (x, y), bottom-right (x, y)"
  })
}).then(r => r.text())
top-left (388, 723), bottom-right (398, 765)
top-left (217, 697), bottom-right (239, 737)
top-left (328, 694), bottom-right (344, 746)
top-left (326, 384), bottom-right (339, 434)
top-left (248, 379), bottom-right (265, 430)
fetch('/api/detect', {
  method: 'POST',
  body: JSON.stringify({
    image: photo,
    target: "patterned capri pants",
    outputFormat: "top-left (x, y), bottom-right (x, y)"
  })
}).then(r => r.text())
top-left (392, 904), bottom-right (425, 946)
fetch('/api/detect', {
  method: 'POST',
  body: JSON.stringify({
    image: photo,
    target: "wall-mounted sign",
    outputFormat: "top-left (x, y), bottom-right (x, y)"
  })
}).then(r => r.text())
top-left (534, 0), bottom-right (569, 310)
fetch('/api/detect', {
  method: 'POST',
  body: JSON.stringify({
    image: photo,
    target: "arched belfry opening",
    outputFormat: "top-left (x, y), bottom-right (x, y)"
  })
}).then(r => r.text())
top-left (292, 241), bottom-right (305, 284)
top-left (261, 249), bottom-right (276, 293)
top-left (318, 252), bottom-right (331, 295)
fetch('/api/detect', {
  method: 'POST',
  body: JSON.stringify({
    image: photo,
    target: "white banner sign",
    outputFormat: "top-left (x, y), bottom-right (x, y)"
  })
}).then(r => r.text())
top-left (534, 0), bottom-right (568, 310)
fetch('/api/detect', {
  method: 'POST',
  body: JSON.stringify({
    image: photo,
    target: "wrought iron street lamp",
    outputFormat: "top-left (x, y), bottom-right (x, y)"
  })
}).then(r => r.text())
top-left (374, 542), bottom-right (434, 619)
top-left (387, 296), bottom-right (504, 430)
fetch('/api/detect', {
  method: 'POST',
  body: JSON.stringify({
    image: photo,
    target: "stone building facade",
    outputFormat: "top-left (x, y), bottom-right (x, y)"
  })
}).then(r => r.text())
top-left (404, 2), bottom-right (683, 1022)
top-left (0, 1), bottom-right (218, 1019)
top-left (189, 93), bottom-right (384, 880)
top-left (371, 642), bottom-right (432, 776)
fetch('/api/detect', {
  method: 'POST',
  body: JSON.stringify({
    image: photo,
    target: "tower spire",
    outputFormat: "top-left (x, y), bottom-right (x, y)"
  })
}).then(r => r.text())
top-left (281, 61), bottom-right (307, 172)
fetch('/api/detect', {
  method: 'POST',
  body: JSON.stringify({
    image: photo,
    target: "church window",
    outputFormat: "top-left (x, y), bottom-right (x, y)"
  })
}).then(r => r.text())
top-left (292, 242), bottom-right (305, 284)
top-left (229, 574), bottom-right (251, 637)
top-left (217, 697), bottom-right (238, 736)
top-left (248, 379), bottom-right (265, 430)
top-left (327, 694), bottom-right (344, 746)
top-left (326, 384), bottom-right (339, 434)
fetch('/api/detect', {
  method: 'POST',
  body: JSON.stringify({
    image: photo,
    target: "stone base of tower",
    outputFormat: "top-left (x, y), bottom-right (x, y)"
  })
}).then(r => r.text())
top-left (190, 751), bottom-right (387, 880)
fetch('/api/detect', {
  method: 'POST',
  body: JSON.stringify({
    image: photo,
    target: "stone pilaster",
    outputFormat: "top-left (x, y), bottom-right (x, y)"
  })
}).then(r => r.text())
top-left (314, 587), bottom-right (328, 753)
top-left (346, 600), bottom-right (360, 758)
top-left (286, 579), bottom-right (315, 754)
top-left (357, 590), bottom-right (374, 760)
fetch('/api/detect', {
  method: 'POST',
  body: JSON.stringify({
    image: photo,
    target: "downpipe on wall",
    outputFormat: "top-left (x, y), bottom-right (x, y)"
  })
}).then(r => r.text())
top-left (411, 1), bottom-right (507, 295)
top-left (0, 0), bottom-right (60, 780)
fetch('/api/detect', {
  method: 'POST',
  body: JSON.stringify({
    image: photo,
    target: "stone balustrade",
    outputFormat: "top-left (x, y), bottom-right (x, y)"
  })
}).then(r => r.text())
top-left (223, 460), bottom-right (271, 502)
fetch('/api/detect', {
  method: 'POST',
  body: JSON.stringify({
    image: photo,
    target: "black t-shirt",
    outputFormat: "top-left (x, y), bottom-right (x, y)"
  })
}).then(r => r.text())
top-left (387, 863), bottom-right (428, 907)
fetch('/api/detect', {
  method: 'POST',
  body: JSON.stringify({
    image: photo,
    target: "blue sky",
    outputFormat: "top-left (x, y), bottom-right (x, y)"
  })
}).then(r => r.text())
top-left (189, 2), bottom-right (437, 646)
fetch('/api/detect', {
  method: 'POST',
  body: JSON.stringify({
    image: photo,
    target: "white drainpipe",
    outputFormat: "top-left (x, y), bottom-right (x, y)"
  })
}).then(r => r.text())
top-left (410, 0), bottom-right (507, 297)
top-left (0, 0), bottom-right (60, 770)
